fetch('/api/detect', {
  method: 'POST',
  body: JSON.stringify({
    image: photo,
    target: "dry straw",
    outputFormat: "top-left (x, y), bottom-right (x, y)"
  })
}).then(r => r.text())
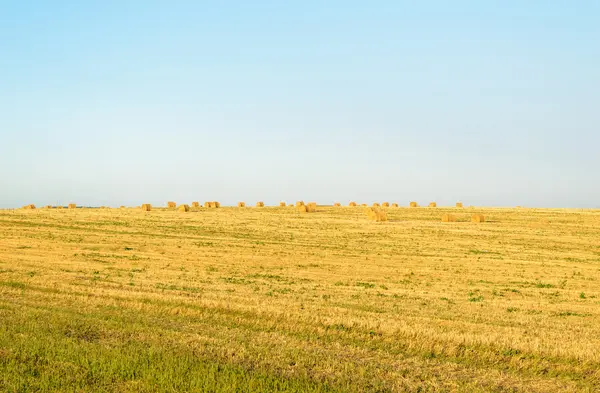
top-left (23, 204), bottom-right (36, 210)
top-left (333, 202), bottom-right (341, 207)
top-left (366, 207), bottom-right (387, 222)
top-left (191, 202), bottom-right (200, 208)
top-left (68, 203), bottom-right (76, 209)
top-left (382, 202), bottom-right (390, 207)
top-left (279, 202), bottom-right (286, 207)
top-left (45, 205), bottom-right (52, 209)
top-left (429, 202), bottom-right (437, 208)
top-left (361, 203), bottom-right (367, 207)
top-left (298, 203), bottom-right (316, 213)
top-left (56, 206), bottom-right (63, 209)
top-left (391, 203), bottom-right (399, 208)
top-left (349, 201), bottom-right (357, 207)
top-left (410, 202), bottom-right (418, 208)
top-left (178, 204), bottom-right (190, 212)
top-left (214, 202), bottom-right (221, 208)
top-left (472, 214), bottom-right (485, 223)
top-left (372, 202), bottom-right (380, 207)
top-left (256, 201), bottom-right (265, 207)
top-left (442, 214), bottom-right (456, 222)
top-left (296, 201), bottom-right (305, 207)
top-left (141, 204), bottom-right (152, 211)
top-left (167, 201), bottom-right (176, 208)
top-left (204, 201), bottom-right (213, 208)
top-left (237, 202), bottom-right (246, 207)
top-left (120, 206), bottom-right (125, 209)
top-left (456, 202), bottom-right (463, 208)
top-left (308, 202), bottom-right (317, 210)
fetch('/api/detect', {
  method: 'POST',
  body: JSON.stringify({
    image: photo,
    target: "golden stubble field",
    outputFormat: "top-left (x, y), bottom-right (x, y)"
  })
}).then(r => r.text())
top-left (1, 205), bottom-right (599, 392)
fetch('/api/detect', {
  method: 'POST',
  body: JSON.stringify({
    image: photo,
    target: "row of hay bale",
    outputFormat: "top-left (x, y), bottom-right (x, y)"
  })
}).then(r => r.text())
top-left (22, 204), bottom-right (78, 209)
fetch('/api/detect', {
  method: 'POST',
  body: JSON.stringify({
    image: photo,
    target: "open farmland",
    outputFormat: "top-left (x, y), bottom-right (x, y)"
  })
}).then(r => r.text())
top-left (1, 206), bottom-right (599, 392)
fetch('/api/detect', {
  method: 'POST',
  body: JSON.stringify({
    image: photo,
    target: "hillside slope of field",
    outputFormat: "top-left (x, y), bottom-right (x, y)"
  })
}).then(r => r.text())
top-left (1, 206), bottom-right (599, 392)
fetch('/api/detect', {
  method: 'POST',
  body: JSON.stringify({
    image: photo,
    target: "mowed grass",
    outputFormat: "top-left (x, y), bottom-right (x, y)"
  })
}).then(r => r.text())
top-left (1, 206), bottom-right (600, 392)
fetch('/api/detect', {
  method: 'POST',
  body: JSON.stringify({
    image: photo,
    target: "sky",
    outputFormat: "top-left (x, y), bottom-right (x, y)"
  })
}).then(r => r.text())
top-left (1, 1), bottom-right (598, 208)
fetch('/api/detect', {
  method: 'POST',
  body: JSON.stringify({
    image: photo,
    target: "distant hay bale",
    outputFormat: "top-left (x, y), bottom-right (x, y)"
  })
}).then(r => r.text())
top-left (366, 207), bottom-right (387, 222)
top-left (45, 205), bottom-right (52, 209)
top-left (256, 201), bottom-right (265, 207)
top-left (204, 201), bottom-right (213, 208)
top-left (298, 203), bottom-right (316, 213)
top-left (178, 204), bottom-right (190, 212)
top-left (372, 203), bottom-right (380, 207)
top-left (120, 206), bottom-right (125, 209)
top-left (442, 214), bottom-right (457, 222)
top-left (429, 202), bottom-right (437, 208)
top-left (295, 201), bottom-right (305, 207)
top-left (141, 204), bottom-right (152, 211)
top-left (361, 203), bottom-right (367, 207)
top-left (472, 214), bottom-right (485, 223)
top-left (23, 204), bottom-right (36, 210)
top-left (391, 203), bottom-right (399, 208)
top-left (191, 202), bottom-right (200, 208)
top-left (410, 202), bottom-right (418, 208)
top-left (214, 202), bottom-right (220, 208)
top-left (56, 206), bottom-right (63, 209)
top-left (279, 202), bottom-right (286, 207)
top-left (167, 201), bottom-right (176, 208)
top-left (349, 201), bottom-right (357, 207)
top-left (238, 202), bottom-right (246, 207)
top-left (333, 202), bottom-right (341, 207)
top-left (382, 202), bottom-right (390, 207)
top-left (456, 202), bottom-right (463, 208)
top-left (68, 203), bottom-right (76, 209)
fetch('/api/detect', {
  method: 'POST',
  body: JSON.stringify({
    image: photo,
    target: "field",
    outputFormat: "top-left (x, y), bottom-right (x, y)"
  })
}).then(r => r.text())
top-left (1, 205), bottom-right (599, 392)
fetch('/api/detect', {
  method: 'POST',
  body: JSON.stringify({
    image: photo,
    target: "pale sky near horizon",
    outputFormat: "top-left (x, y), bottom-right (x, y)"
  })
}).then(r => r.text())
top-left (1, 1), bottom-right (598, 208)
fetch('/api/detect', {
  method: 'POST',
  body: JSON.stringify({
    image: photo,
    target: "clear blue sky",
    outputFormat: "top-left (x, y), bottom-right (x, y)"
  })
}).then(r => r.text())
top-left (1, 1), bottom-right (598, 208)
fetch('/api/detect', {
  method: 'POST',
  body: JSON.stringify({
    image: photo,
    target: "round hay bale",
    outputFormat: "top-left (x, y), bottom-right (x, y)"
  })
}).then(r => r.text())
top-left (141, 204), bottom-right (152, 211)
top-left (366, 207), bottom-right (387, 222)
top-left (191, 202), bottom-right (200, 208)
top-left (295, 201), bottom-right (305, 207)
top-left (429, 202), bottom-right (437, 208)
top-left (256, 201), bottom-right (265, 207)
top-left (167, 201), bottom-right (176, 208)
top-left (279, 202), bottom-right (286, 207)
top-left (349, 201), bottom-right (357, 207)
top-left (382, 202), bottom-right (390, 207)
top-left (238, 202), bottom-right (246, 207)
top-left (410, 202), bottom-right (418, 208)
top-left (178, 204), bottom-right (190, 212)
top-left (391, 203), bottom-right (399, 208)
top-left (472, 214), bottom-right (485, 223)
top-left (442, 214), bottom-right (456, 222)
top-left (456, 202), bottom-right (464, 208)
top-left (333, 202), bottom-right (341, 207)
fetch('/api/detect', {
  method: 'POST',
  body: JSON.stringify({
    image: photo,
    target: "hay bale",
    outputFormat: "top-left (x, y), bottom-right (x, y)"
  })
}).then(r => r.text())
top-left (298, 203), bottom-right (316, 213)
top-left (256, 201), bottom-right (265, 207)
top-left (349, 201), bottom-right (357, 207)
top-left (167, 201), bottom-right (176, 208)
top-left (429, 202), bottom-right (437, 208)
top-left (361, 203), bottom-right (367, 207)
top-left (238, 202), bottom-right (246, 207)
top-left (442, 214), bottom-right (456, 222)
top-left (68, 203), bottom-right (76, 209)
top-left (23, 204), bottom-right (36, 210)
top-left (372, 203), bottom-right (380, 207)
top-left (191, 202), bottom-right (200, 208)
top-left (333, 202), bottom-right (341, 207)
top-left (178, 204), bottom-right (190, 212)
top-left (391, 203), bottom-right (399, 208)
top-left (295, 201), bottom-right (305, 207)
top-left (279, 201), bottom-right (286, 207)
top-left (410, 202), bottom-right (418, 208)
top-left (472, 214), bottom-right (485, 223)
top-left (366, 207), bottom-right (387, 222)
top-left (120, 206), bottom-right (125, 209)
top-left (214, 202), bottom-right (220, 208)
top-left (204, 201), bottom-right (213, 208)
top-left (456, 202), bottom-right (463, 208)
top-left (382, 202), bottom-right (390, 207)
top-left (45, 205), bottom-right (52, 209)
top-left (56, 206), bottom-right (63, 209)
top-left (141, 204), bottom-right (152, 211)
